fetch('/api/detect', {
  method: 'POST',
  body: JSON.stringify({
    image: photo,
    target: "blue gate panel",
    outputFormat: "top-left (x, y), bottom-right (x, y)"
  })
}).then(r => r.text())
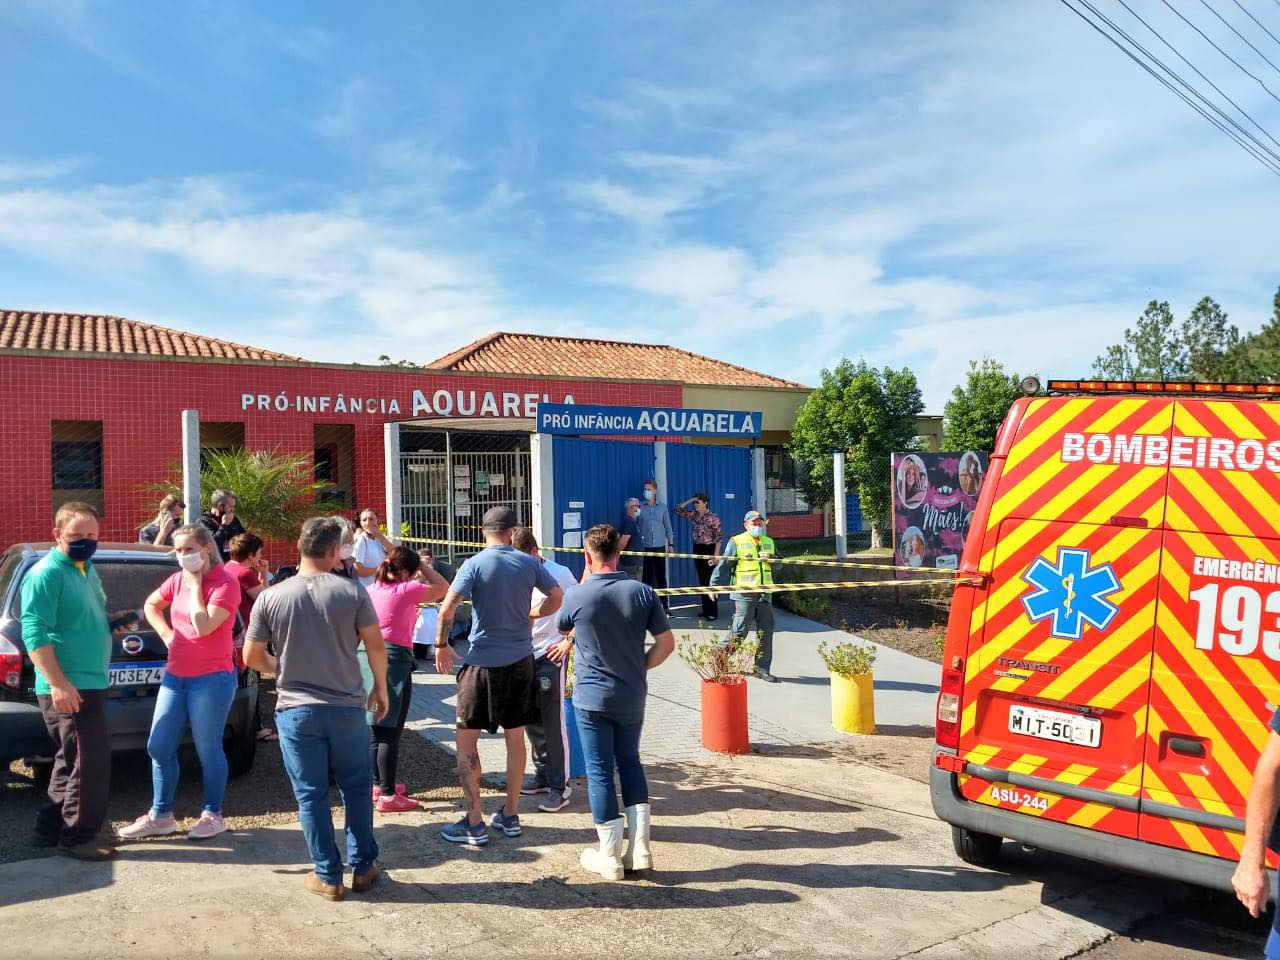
top-left (666, 443), bottom-right (753, 588)
top-left (846, 492), bottom-right (863, 533)
top-left (552, 436), bottom-right (655, 579)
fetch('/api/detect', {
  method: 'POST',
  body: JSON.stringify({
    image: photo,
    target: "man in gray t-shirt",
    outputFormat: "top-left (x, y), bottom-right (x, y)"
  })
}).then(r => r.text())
top-left (244, 516), bottom-right (388, 901)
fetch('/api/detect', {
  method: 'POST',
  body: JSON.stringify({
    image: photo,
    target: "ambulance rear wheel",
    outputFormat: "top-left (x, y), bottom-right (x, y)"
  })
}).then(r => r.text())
top-left (952, 825), bottom-right (1003, 866)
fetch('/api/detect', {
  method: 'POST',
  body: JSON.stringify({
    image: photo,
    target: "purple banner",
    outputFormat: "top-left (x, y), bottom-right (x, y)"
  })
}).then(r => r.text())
top-left (892, 451), bottom-right (988, 578)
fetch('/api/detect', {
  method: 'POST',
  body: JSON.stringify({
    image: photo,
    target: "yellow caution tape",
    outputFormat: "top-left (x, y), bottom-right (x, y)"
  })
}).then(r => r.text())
top-left (398, 534), bottom-right (959, 576)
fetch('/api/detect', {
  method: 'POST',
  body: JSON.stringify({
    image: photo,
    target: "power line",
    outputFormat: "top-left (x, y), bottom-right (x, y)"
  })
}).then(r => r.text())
top-left (1114, 0), bottom-right (1280, 150)
top-left (1196, 0), bottom-right (1280, 78)
top-left (1077, 0), bottom-right (1280, 167)
top-left (1228, 0), bottom-right (1280, 51)
top-left (1058, 0), bottom-right (1280, 176)
top-left (1159, 0), bottom-right (1280, 107)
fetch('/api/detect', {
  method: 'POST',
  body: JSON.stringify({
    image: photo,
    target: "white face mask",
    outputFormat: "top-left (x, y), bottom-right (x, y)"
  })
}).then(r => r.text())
top-left (644, 489), bottom-right (656, 501)
top-left (748, 524), bottom-right (763, 538)
top-left (339, 543), bottom-right (355, 560)
top-left (178, 550), bottom-right (205, 572)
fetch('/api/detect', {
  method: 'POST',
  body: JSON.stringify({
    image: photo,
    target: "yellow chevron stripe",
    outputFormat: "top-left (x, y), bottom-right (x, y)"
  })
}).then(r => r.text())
top-left (1037, 596), bottom-right (1159, 702)
top-left (1150, 649), bottom-right (1255, 786)
top-left (1207, 400), bottom-right (1268, 440)
top-left (1142, 767), bottom-right (1219, 855)
top-left (1173, 471), bottom-right (1280, 564)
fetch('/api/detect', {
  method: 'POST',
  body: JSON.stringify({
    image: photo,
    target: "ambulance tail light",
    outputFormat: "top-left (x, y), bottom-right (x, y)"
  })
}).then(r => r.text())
top-left (936, 663), bottom-right (964, 749)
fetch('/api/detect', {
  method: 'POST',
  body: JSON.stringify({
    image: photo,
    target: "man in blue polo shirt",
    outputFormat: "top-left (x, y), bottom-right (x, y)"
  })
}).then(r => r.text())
top-left (636, 479), bottom-right (674, 613)
top-left (434, 507), bottom-right (563, 846)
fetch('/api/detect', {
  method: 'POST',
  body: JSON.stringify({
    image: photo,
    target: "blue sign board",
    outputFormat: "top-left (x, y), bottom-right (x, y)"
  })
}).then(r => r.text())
top-left (536, 403), bottom-right (762, 438)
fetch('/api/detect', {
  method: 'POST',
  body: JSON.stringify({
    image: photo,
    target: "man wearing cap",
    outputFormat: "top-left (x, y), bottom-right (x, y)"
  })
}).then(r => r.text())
top-left (710, 510), bottom-right (782, 683)
top-left (433, 506), bottom-right (565, 846)
top-left (617, 498), bottom-right (644, 581)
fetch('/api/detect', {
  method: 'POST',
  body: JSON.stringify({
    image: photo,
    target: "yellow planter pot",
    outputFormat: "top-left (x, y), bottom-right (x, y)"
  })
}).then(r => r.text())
top-left (830, 671), bottom-right (875, 734)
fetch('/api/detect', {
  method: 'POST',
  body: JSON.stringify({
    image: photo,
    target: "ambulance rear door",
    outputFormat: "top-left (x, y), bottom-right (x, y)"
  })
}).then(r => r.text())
top-left (958, 394), bottom-right (1174, 839)
top-left (1140, 398), bottom-right (1280, 860)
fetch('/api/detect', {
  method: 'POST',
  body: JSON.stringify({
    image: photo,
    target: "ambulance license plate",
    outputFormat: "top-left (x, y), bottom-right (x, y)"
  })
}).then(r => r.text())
top-left (1008, 704), bottom-right (1100, 748)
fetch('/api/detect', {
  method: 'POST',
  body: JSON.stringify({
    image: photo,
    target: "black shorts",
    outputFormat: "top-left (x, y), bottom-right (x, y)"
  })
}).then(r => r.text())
top-left (456, 655), bottom-right (538, 733)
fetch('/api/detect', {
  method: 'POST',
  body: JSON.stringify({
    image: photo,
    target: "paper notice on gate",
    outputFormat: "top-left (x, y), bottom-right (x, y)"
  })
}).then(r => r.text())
top-left (456, 504), bottom-right (471, 517)
top-left (489, 473), bottom-right (505, 486)
top-left (454, 476), bottom-right (470, 490)
top-left (562, 512), bottom-right (582, 531)
top-left (563, 532), bottom-right (582, 549)
top-left (453, 465), bottom-right (470, 477)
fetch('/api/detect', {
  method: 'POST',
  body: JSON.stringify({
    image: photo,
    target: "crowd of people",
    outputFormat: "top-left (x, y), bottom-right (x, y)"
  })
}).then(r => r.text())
top-left (21, 481), bottom-right (779, 896)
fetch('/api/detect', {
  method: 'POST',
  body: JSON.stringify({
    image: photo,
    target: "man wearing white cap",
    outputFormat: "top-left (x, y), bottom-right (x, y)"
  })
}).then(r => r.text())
top-left (710, 510), bottom-right (781, 682)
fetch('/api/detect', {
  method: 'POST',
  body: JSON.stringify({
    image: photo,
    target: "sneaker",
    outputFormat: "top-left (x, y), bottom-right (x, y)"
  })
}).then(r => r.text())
top-left (376, 792), bottom-right (420, 813)
top-left (441, 816), bottom-right (489, 846)
top-left (118, 813), bottom-right (178, 840)
top-left (538, 786), bottom-right (572, 813)
top-left (519, 774), bottom-right (549, 796)
top-left (188, 811), bottom-right (228, 840)
top-left (489, 805), bottom-right (522, 837)
top-left (371, 783), bottom-right (407, 802)
top-left (753, 669), bottom-right (780, 683)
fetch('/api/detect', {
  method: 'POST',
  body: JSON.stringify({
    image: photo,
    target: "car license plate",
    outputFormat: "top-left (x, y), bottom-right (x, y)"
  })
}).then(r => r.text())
top-left (108, 662), bottom-right (165, 687)
top-left (1008, 704), bottom-right (1101, 748)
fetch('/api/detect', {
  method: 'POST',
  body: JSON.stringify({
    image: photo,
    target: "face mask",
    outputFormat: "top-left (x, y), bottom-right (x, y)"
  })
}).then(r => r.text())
top-left (644, 490), bottom-right (655, 501)
top-left (748, 524), bottom-right (763, 538)
top-left (340, 544), bottom-right (355, 560)
top-left (64, 538), bottom-right (97, 562)
top-left (178, 551), bottom-right (205, 572)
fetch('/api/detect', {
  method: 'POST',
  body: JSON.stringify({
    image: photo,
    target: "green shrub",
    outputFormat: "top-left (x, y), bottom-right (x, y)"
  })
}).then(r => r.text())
top-left (779, 591), bottom-right (830, 619)
top-left (679, 630), bottom-right (761, 683)
top-left (818, 639), bottom-right (876, 677)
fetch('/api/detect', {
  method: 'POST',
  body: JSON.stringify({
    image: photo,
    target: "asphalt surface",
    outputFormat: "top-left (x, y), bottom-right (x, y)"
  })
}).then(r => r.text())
top-left (1073, 888), bottom-right (1269, 958)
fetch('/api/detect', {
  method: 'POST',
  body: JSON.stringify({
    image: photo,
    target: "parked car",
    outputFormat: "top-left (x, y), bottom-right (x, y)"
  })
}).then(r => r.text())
top-left (0, 542), bottom-right (259, 778)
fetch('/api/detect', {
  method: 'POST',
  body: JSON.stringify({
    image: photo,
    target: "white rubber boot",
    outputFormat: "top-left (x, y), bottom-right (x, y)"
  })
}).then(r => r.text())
top-left (623, 803), bottom-right (653, 871)
top-left (580, 817), bottom-right (625, 881)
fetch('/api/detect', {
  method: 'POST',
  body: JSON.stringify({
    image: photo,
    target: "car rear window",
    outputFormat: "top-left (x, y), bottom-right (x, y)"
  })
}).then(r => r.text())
top-left (9, 559), bottom-right (175, 617)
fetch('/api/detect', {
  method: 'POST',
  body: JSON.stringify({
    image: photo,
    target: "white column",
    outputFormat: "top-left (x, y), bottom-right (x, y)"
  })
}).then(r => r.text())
top-left (180, 410), bottom-right (200, 524)
top-left (384, 422), bottom-right (401, 542)
top-left (654, 440), bottom-right (670, 584)
top-left (531, 432), bottom-right (556, 550)
top-left (751, 446), bottom-right (766, 516)
top-left (833, 451), bottom-right (848, 560)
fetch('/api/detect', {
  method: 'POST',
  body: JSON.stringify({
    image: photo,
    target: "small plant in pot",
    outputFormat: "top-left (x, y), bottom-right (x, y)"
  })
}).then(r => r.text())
top-left (679, 629), bottom-right (760, 754)
top-left (561, 642), bottom-right (586, 778)
top-left (818, 639), bottom-right (877, 734)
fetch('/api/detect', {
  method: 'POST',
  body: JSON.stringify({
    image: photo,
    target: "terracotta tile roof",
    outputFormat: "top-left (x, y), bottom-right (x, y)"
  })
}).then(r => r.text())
top-left (0, 309), bottom-right (304, 362)
top-left (426, 332), bottom-right (804, 389)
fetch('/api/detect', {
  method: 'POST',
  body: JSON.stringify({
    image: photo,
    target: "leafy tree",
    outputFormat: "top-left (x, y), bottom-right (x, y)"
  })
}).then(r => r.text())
top-left (789, 359), bottom-right (923, 548)
top-left (1233, 287), bottom-right (1280, 381)
top-left (149, 448), bottom-right (335, 541)
top-left (1095, 301), bottom-right (1186, 380)
top-left (942, 359), bottom-right (1026, 453)
top-left (1182, 297), bottom-right (1243, 380)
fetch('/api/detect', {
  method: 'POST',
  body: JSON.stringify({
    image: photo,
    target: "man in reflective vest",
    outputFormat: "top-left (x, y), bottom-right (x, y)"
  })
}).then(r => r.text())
top-left (709, 510), bottom-right (781, 683)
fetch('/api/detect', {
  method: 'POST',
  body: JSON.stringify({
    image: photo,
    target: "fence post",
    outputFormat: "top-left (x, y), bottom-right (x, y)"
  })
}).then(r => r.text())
top-left (384, 422), bottom-right (401, 542)
top-left (654, 440), bottom-right (669, 584)
top-left (751, 446), bottom-right (766, 516)
top-left (530, 432), bottom-right (556, 552)
top-left (180, 410), bottom-right (200, 524)
top-left (833, 451), bottom-right (847, 560)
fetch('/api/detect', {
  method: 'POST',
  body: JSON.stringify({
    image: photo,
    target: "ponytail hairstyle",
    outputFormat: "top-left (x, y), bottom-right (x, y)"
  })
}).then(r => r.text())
top-left (375, 545), bottom-right (421, 584)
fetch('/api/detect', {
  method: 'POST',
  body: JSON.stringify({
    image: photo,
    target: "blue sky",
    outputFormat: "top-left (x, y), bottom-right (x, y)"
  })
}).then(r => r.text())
top-left (2, 1), bottom-right (1279, 409)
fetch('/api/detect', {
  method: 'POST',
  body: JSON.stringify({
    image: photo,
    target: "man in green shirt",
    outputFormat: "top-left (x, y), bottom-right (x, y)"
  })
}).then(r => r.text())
top-left (22, 502), bottom-right (132, 860)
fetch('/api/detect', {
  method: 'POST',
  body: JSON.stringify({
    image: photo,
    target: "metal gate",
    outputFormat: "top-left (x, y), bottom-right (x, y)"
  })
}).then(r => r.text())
top-left (400, 446), bottom-right (531, 564)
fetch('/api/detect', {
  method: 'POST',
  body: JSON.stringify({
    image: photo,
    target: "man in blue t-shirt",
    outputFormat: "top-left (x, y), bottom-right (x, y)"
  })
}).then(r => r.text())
top-left (434, 506), bottom-right (563, 846)
top-left (1232, 706), bottom-right (1280, 953)
top-left (552, 523), bottom-right (674, 880)
top-left (617, 498), bottom-right (644, 581)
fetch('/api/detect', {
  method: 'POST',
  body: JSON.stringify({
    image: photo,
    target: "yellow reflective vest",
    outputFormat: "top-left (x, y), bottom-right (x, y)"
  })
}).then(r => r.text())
top-left (730, 531), bottom-right (777, 592)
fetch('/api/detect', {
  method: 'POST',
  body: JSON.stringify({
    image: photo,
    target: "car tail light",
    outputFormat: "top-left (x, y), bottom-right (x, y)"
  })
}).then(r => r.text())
top-left (936, 666), bottom-right (964, 749)
top-left (0, 632), bottom-right (22, 690)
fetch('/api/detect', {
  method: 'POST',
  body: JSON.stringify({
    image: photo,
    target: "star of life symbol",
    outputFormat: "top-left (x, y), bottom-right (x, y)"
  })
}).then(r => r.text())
top-left (1021, 547), bottom-right (1122, 641)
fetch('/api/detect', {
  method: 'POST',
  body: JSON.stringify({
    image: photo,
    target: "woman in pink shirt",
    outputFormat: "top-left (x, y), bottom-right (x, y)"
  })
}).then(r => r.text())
top-left (121, 524), bottom-right (241, 840)
top-left (361, 546), bottom-right (447, 812)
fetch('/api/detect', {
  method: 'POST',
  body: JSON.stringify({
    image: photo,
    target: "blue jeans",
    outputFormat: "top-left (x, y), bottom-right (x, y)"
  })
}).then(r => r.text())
top-left (1267, 925), bottom-right (1280, 960)
top-left (147, 669), bottom-right (237, 816)
top-left (576, 707), bottom-right (647, 824)
top-left (276, 705), bottom-right (378, 885)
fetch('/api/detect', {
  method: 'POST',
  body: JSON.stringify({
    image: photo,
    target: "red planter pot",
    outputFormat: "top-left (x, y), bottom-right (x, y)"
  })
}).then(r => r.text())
top-left (700, 677), bottom-right (750, 754)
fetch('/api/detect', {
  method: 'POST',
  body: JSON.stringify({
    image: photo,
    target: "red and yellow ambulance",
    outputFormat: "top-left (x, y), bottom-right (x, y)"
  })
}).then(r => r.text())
top-left (932, 379), bottom-right (1280, 888)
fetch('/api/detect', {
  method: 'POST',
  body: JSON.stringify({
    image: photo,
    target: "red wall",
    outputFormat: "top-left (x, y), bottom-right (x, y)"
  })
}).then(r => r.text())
top-left (0, 354), bottom-right (681, 547)
top-left (768, 513), bottom-right (824, 539)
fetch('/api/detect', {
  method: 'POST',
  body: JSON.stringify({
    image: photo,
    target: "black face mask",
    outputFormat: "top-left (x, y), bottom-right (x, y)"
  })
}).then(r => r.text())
top-left (64, 538), bottom-right (98, 562)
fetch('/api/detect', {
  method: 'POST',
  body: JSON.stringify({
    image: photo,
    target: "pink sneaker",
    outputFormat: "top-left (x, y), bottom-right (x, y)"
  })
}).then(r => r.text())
top-left (188, 811), bottom-right (228, 840)
top-left (118, 813), bottom-right (178, 840)
top-left (375, 792), bottom-right (420, 813)
top-left (372, 783), bottom-right (406, 801)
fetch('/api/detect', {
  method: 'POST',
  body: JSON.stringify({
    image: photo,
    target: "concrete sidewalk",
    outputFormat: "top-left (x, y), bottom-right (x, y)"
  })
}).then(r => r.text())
top-left (0, 745), bottom-right (1187, 960)
top-left (408, 601), bottom-right (940, 771)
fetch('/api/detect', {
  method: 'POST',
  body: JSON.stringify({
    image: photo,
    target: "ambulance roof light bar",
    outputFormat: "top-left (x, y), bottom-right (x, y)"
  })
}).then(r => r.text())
top-left (1047, 379), bottom-right (1280, 396)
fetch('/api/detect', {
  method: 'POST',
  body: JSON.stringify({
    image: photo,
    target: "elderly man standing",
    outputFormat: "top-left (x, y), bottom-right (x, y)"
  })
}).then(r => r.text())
top-left (710, 510), bottom-right (782, 683)
top-left (434, 507), bottom-right (564, 846)
top-left (198, 489), bottom-right (246, 561)
top-left (617, 498), bottom-right (644, 581)
top-left (636, 479), bottom-right (674, 613)
top-left (243, 516), bottom-right (389, 901)
top-left (23, 502), bottom-right (138, 860)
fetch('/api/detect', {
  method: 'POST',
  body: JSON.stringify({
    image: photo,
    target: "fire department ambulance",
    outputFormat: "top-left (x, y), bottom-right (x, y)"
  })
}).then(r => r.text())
top-left (932, 379), bottom-right (1280, 889)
